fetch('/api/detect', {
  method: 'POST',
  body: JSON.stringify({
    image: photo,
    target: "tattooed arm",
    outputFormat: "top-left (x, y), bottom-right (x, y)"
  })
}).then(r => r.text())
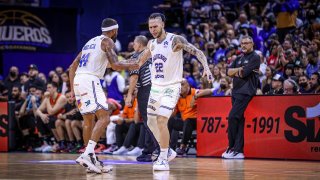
top-left (136, 41), bottom-right (152, 67)
top-left (172, 35), bottom-right (213, 82)
top-left (102, 38), bottom-right (139, 71)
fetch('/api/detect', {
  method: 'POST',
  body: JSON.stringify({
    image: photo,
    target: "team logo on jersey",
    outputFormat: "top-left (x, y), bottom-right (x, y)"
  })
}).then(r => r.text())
top-left (85, 100), bottom-right (90, 107)
top-left (164, 88), bottom-right (174, 97)
top-left (151, 44), bottom-right (155, 51)
top-left (164, 41), bottom-right (168, 48)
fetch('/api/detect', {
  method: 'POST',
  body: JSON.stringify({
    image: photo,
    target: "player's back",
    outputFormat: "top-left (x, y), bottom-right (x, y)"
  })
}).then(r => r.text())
top-left (76, 35), bottom-right (108, 79)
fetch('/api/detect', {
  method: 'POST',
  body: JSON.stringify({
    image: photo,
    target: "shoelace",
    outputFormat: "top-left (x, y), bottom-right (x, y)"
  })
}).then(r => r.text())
top-left (88, 153), bottom-right (96, 165)
top-left (96, 156), bottom-right (104, 167)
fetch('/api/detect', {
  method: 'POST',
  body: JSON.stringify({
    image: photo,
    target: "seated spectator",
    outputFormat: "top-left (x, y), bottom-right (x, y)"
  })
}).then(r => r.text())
top-left (293, 62), bottom-right (304, 77)
top-left (194, 77), bottom-right (231, 97)
top-left (112, 90), bottom-right (143, 156)
top-left (35, 82), bottom-right (67, 152)
top-left (55, 90), bottom-right (83, 152)
top-left (103, 68), bottom-right (125, 104)
top-left (262, 66), bottom-right (275, 94)
top-left (305, 51), bottom-right (320, 78)
top-left (298, 75), bottom-right (313, 94)
top-left (267, 74), bottom-right (284, 95)
top-left (310, 72), bottom-right (320, 93)
top-left (168, 79), bottom-right (208, 156)
top-left (283, 79), bottom-right (300, 95)
top-left (283, 63), bottom-right (295, 79)
top-left (19, 85), bottom-right (43, 150)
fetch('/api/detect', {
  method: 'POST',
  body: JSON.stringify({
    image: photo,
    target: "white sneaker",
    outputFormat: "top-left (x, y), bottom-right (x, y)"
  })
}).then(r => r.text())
top-left (86, 156), bottom-right (113, 173)
top-left (42, 145), bottom-right (53, 152)
top-left (224, 151), bottom-right (245, 159)
top-left (34, 144), bottom-right (47, 152)
top-left (76, 153), bottom-right (101, 174)
top-left (153, 159), bottom-right (169, 171)
top-left (126, 147), bottom-right (143, 156)
top-left (102, 145), bottom-right (118, 154)
top-left (221, 148), bottom-right (232, 158)
top-left (168, 148), bottom-right (176, 162)
top-left (153, 171), bottom-right (170, 180)
top-left (112, 146), bottom-right (128, 155)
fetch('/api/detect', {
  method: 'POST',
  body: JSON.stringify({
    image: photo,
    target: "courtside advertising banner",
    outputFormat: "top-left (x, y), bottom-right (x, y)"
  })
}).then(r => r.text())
top-left (0, 102), bottom-right (8, 152)
top-left (197, 95), bottom-right (320, 160)
top-left (0, 7), bottom-right (77, 52)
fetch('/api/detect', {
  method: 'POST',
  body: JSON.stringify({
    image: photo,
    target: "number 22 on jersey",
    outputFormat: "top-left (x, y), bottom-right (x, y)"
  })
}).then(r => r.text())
top-left (79, 53), bottom-right (90, 67)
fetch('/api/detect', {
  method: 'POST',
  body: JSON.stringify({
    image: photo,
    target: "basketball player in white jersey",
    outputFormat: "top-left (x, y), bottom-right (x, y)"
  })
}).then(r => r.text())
top-left (136, 13), bottom-right (213, 171)
top-left (69, 18), bottom-right (138, 173)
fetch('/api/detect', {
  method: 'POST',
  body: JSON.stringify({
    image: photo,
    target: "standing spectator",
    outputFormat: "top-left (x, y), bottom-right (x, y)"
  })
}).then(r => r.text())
top-left (223, 36), bottom-right (260, 159)
top-left (19, 72), bottom-right (29, 98)
top-left (273, 0), bottom-right (300, 43)
top-left (4, 66), bottom-right (20, 99)
top-left (103, 69), bottom-right (125, 104)
top-left (60, 72), bottom-right (70, 95)
top-left (259, 16), bottom-right (276, 42)
top-left (25, 64), bottom-right (46, 91)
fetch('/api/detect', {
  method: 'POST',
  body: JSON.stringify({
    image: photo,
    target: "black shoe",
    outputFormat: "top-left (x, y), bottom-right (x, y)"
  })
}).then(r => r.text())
top-left (136, 153), bottom-right (152, 162)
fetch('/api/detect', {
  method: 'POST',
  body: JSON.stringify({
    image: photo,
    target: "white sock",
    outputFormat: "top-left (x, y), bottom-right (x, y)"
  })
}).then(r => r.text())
top-left (159, 148), bottom-right (168, 161)
top-left (84, 140), bottom-right (97, 155)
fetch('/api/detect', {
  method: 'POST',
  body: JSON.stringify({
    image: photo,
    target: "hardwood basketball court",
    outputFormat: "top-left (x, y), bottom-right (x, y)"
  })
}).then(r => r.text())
top-left (0, 153), bottom-right (319, 179)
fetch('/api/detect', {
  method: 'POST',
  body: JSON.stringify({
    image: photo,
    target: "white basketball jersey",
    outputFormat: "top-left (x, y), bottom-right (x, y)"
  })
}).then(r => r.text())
top-left (76, 35), bottom-right (109, 79)
top-left (149, 33), bottom-right (183, 86)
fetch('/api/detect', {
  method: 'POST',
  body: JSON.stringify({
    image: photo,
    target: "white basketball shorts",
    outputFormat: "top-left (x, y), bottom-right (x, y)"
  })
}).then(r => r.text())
top-left (74, 74), bottom-right (108, 115)
top-left (147, 83), bottom-right (181, 119)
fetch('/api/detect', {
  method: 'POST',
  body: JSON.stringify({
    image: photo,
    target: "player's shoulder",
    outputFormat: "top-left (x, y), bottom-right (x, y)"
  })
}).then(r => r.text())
top-left (172, 34), bottom-right (187, 44)
top-left (101, 36), bottom-right (115, 49)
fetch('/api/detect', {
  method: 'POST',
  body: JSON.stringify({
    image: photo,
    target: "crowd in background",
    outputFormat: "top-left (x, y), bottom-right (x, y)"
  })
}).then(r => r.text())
top-left (0, 0), bottom-right (319, 155)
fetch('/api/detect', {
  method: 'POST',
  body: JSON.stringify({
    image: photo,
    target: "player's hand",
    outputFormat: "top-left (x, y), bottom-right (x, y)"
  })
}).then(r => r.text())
top-left (129, 62), bottom-right (139, 71)
top-left (125, 94), bottom-right (133, 107)
top-left (203, 68), bottom-right (213, 83)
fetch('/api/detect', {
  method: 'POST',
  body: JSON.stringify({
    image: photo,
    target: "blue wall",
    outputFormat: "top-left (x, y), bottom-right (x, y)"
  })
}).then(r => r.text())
top-left (1, 0), bottom-right (162, 77)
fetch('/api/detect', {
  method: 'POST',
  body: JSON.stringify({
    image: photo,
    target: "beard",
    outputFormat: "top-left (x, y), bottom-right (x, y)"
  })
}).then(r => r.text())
top-left (156, 29), bottom-right (163, 38)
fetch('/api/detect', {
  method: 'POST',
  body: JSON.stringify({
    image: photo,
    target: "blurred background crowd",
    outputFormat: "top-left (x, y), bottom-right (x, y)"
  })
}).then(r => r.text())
top-left (0, 0), bottom-right (319, 157)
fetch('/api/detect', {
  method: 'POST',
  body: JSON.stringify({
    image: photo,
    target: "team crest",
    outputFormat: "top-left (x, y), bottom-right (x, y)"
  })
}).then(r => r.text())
top-left (85, 100), bottom-right (91, 107)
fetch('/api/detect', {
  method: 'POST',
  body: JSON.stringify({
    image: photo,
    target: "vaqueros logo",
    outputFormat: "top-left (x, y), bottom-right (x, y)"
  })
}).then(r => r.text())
top-left (284, 103), bottom-right (320, 143)
top-left (0, 10), bottom-right (52, 50)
